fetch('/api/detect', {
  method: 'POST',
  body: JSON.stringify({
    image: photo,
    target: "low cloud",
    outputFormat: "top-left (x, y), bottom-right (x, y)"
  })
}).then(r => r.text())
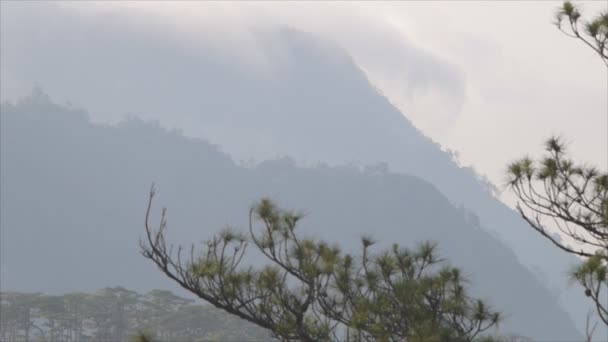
top-left (1, 1), bottom-right (467, 133)
top-left (1, 1), bottom-right (604, 186)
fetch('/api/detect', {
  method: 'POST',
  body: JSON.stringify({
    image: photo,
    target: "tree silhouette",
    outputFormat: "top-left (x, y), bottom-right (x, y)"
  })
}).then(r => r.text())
top-left (141, 187), bottom-right (500, 341)
top-left (508, 1), bottom-right (608, 326)
top-left (554, 1), bottom-right (608, 66)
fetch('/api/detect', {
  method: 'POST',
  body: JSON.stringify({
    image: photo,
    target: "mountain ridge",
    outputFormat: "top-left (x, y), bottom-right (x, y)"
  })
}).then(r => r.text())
top-left (0, 2), bottom-right (591, 336)
top-left (0, 93), bottom-right (581, 339)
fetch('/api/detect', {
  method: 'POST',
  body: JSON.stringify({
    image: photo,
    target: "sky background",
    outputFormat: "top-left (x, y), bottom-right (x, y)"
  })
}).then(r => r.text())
top-left (1, 0), bottom-right (607, 202)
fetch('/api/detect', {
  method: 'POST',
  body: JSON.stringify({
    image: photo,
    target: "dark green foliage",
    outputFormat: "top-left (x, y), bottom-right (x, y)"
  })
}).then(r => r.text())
top-left (554, 1), bottom-right (608, 66)
top-left (0, 288), bottom-right (269, 342)
top-left (507, 2), bottom-right (608, 329)
top-left (131, 332), bottom-right (155, 342)
top-left (508, 136), bottom-right (608, 325)
top-left (142, 195), bottom-right (500, 341)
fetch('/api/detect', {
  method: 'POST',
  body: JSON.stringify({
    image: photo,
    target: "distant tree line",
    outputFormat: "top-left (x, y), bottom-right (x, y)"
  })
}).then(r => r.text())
top-left (0, 287), bottom-right (268, 342)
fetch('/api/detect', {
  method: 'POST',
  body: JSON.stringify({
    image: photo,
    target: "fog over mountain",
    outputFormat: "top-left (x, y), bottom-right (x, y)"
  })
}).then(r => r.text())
top-left (0, 2), bottom-right (598, 340)
top-left (1, 93), bottom-right (582, 340)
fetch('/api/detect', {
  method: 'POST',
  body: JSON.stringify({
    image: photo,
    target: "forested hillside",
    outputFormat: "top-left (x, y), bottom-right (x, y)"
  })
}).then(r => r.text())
top-left (0, 93), bottom-right (581, 340)
top-left (0, 288), bottom-right (268, 342)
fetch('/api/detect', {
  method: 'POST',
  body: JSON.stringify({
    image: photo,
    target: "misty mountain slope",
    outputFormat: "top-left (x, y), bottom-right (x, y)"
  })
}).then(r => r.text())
top-left (0, 2), bottom-right (588, 333)
top-left (0, 94), bottom-right (581, 340)
top-left (0, 2), bottom-right (579, 287)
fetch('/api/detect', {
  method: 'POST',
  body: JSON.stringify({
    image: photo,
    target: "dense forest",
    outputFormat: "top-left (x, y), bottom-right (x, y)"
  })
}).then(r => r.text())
top-left (0, 288), bottom-right (268, 342)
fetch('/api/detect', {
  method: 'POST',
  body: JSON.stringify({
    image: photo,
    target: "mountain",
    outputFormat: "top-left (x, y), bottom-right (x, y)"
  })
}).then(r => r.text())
top-left (0, 2), bottom-right (590, 337)
top-left (1, 2), bottom-right (589, 333)
top-left (1, 93), bottom-right (581, 339)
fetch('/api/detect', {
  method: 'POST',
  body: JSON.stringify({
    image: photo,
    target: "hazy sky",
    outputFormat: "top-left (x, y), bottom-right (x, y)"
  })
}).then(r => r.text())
top-left (2, 1), bottom-right (607, 195)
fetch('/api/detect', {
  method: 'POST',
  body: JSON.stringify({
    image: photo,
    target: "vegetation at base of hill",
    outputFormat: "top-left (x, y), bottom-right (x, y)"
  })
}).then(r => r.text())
top-left (0, 288), bottom-right (269, 342)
